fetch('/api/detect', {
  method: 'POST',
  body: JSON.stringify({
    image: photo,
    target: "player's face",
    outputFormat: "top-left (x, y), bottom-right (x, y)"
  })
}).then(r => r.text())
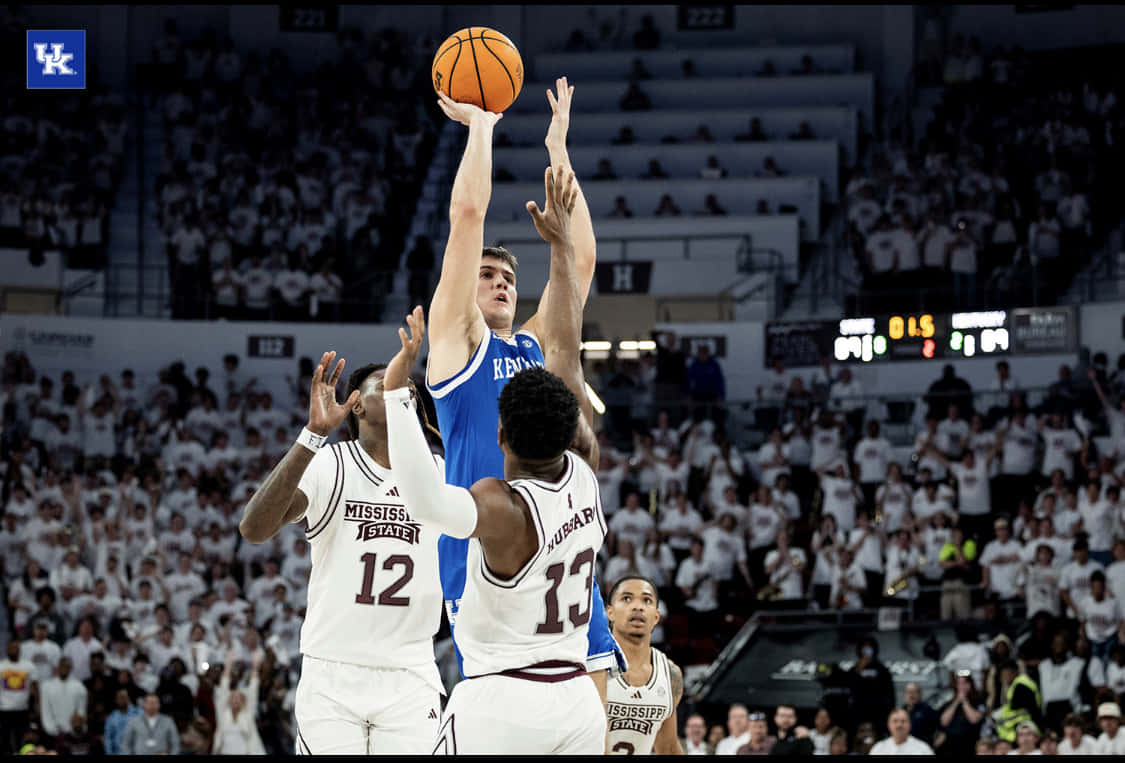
top-left (608, 579), bottom-right (660, 639)
top-left (476, 258), bottom-right (517, 329)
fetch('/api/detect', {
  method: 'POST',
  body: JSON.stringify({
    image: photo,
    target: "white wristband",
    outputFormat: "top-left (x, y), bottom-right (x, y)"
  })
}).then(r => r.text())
top-left (296, 427), bottom-right (328, 452)
top-left (383, 386), bottom-right (414, 408)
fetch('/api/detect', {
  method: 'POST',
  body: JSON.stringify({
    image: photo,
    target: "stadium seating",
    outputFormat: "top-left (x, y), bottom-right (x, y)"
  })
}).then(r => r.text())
top-left (531, 43), bottom-right (855, 81)
top-left (510, 73), bottom-right (875, 125)
top-left (495, 106), bottom-right (858, 164)
top-left (486, 177), bottom-right (820, 240)
top-left (494, 140), bottom-right (840, 201)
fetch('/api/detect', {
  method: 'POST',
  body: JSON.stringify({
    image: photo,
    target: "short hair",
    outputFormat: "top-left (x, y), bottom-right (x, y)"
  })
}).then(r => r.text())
top-left (497, 367), bottom-right (579, 461)
top-left (1062, 713), bottom-right (1084, 729)
top-left (482, 246), bottom-right (518, 272)
top-left (606, 574), bottom-right (661, 605)
top-left (1091, 569), bottom-right (1106, 585)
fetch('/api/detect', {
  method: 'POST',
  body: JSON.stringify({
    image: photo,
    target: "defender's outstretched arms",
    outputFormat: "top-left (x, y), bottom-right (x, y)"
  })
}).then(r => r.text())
top-left (526, 165), bottom-right (598, 471)
top-left (427, 94), bottom-right (503, 384)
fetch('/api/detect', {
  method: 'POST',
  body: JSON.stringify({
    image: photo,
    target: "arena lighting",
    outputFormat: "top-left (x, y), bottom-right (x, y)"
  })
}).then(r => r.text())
top-left (580, 341), bottom-right (612, 351)
top-left (585, 382), bottom-right (606, 415)
top-left (618, 340), bottom-right (657, 351)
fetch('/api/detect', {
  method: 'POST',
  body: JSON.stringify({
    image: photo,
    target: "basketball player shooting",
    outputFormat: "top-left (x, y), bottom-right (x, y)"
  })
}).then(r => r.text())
top-left (384, 166), bottom-right (608, 754)
top-left (425, 77), bottom-right (624, 697)
top-left (239, 352), bottom-right (445, 754)
top-left (605, 576), bottom-right (685, 755)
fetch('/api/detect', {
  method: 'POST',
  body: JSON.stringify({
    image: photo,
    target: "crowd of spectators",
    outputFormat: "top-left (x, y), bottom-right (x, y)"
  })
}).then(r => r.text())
top-left (850, 36), bottom-right (1124, 313)
top-left (0, 7), bottom-right (124, 271)
top-left (149, 19), bottom-right (440, 322)
top-left (0, 349), bottom-right (314, 754)
top-left (588, 338), bottom-right (1125, 752)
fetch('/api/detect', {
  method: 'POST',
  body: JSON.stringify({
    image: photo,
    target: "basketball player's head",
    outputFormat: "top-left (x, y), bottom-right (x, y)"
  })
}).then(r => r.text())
top-left (478, 246), bottom-right (519, 330)
top-left (606, 575), bottom-right (661, 641)
top-left (497, 367), bottom-right (578, 466)
top-left (347, 363), bottom-right (434, 441)
top-left (346, 363), bottom-right (390, 437)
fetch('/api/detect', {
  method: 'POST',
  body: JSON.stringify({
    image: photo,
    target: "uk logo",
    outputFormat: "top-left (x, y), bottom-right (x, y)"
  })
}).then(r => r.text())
top-left (27, 30), bottom-right (86, 89)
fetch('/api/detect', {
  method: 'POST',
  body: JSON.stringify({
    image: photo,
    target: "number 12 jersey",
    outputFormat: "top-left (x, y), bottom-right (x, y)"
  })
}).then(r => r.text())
top-left (295, 440), bottom-right (444, 693)
top-left (455, 450), bottom-right (608, 678)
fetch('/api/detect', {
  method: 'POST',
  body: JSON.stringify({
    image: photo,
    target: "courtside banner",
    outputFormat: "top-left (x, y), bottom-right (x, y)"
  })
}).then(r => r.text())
top-left (27, 29), bottom-right (86, 89)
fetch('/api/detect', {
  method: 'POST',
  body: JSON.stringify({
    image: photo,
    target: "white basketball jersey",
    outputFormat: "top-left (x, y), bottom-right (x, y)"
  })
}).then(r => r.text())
top-left (455, 450), bottom-right (607, 678)
top-left (295, 441), bottom-right (443, 691)
top-left (606, 646), bottom-right (676, 755)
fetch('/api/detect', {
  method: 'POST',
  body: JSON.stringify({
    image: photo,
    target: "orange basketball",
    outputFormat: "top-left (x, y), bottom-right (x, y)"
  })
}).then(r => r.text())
top-left (432, 27), bottom-right (523, 114)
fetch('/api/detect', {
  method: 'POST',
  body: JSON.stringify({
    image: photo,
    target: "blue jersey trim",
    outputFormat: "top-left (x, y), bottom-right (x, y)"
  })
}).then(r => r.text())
top-left (427, 330), bottom-right (490, 399)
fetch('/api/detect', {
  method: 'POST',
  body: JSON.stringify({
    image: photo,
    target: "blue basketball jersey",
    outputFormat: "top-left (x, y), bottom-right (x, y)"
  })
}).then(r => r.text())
top-left (428, 327), bottom-right (623, 675)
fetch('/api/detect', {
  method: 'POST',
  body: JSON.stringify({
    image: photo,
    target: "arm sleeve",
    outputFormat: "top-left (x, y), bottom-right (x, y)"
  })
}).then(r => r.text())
top-left (384, 388), bottom-right (478, 539)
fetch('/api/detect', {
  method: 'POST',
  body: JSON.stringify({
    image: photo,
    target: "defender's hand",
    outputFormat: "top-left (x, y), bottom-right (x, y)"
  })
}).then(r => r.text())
top-left (384, 307), bottom-right (426, 393)
top-left (307, 351), bottom-right (359, 436)
top-left (437, 92), bottom-right (502, 128)
top-left (545, 76), bottom-right (574, 148)
top-left (526, 165), bottom-right (578, 245)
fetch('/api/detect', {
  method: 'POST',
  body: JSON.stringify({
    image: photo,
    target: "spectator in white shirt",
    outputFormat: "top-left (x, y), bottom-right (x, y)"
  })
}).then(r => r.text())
top-left (1059, 712), bottom-right (1098, 754)
top-left (1078, 570), bottom-right (1125, 662)
top-left (762, 529), bottom-right (807, 601)
top-left (1060, 535), bottom-right (1103, 619)
top-left (61, 616), bottom-right (102, 683)
top-left (1094, 702), bottom-right (1125, 755)
top-left (701, 513), bottom-right (752, 605)
top-left (756, 428), bottom-right (790, 491)
top-left (980, 518), bottom-right (1024, 602)
top-left (39, 657), bottom-right (87, 740)
top-left (609, 492), bottom-right (655, 552)
top-left (20, 620), bottom-right (62, 683)
top-left (818, 463), bottom-right (861, 533)
top-left (1078, 481), bottom-right (1115, 564)
top-left (1107, 539), bottom-right (1125, 604)
top-left (809, 411), bottom-right (844, 473)
top-left (675, 537), bottom-right (719, 624)
top-left (829, 547), bottom-right (867, 610)
top-left (996, 410), bottom-right (1039, 517)
top-left (874, 462), bottom-right (912, 533)
top-left (868, 707), bottom-right (934, 755)
top-left (853, 420), bottom-right (891, 509)
top-left (1039, 413), bottom-right (1083, 480)
top-left (884, 526), bottom-right (923, 601)
top-left (913, 417), bottom-right (947, 481)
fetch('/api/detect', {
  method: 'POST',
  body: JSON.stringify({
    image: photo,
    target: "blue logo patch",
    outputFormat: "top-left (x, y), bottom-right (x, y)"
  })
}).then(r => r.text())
top-left (27, 30), bottom-right (86, 90)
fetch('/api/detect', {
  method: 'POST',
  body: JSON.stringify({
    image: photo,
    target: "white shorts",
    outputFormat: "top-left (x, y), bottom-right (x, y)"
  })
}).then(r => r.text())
top-left (434, 670), bottom-right (607, 755)
top-left (294, 655), bottom-right (442, 755)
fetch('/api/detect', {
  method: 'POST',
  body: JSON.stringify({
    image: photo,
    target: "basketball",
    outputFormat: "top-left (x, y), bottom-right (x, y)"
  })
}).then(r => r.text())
top-left (432, 27), bottom-right (524, 114)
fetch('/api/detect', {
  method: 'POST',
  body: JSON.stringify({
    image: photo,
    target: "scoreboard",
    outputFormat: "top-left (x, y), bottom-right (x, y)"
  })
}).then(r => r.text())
top-left (765, 306), bottom-right (1078, 366)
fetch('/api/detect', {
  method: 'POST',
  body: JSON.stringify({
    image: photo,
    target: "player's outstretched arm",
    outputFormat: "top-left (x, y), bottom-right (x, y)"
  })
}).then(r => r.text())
top-left (523, 77), bottom-right (598, 340)
top-left (385, 309), bottom-right (537, 564)
top-left (526, 165), bottom-right (598, 470)
top-left (427, 94), bottom-right (502, 386)
top-left (239, 352), bottom-right (359, 543)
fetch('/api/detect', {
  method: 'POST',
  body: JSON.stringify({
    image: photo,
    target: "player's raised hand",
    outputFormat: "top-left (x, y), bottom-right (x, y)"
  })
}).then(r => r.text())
top-left (526, 165), bottom-right (578, 244)
top-left (545, 76), bottom-right (575, 148)
top-left (437, 91), bottom-right (502, 128)
top-left (384, 306), bottom-right (426, 393)
top-left (307, 351), bottom-right (359, 436)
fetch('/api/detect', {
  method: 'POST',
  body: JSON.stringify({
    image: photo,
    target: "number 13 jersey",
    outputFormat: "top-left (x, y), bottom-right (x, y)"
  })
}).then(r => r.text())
top-left (456, 450), bottom-right (608, 679)
top-left (296, 441), bottom-right (444, 693)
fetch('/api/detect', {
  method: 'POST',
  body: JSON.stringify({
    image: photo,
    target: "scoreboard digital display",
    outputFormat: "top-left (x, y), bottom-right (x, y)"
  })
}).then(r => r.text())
top-left (765, 306), bottom-right (1077, 366)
